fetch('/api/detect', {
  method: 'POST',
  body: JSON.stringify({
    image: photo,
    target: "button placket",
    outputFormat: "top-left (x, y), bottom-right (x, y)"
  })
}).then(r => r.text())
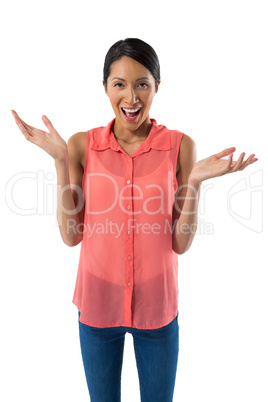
top-left (124, 155), bottom-right (134, 326)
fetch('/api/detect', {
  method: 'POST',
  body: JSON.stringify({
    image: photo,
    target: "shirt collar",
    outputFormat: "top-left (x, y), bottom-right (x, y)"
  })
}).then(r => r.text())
top-left (90, 118), bottom-right (171, 153)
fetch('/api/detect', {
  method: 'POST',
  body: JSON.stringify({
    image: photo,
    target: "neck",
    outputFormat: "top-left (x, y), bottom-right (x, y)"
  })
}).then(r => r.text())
top-left (112, 115), bottom-right (153, 142)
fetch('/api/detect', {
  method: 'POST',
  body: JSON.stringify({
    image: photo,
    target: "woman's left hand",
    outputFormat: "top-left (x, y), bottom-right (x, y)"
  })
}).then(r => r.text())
top-left (188, 147), bottom-right (258, 186)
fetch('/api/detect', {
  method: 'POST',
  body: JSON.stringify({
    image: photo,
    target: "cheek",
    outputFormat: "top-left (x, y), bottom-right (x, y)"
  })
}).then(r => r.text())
top-left (143, 93), bottom-right (155, 107)
top-left (109, 95), bottom-right (120, 108)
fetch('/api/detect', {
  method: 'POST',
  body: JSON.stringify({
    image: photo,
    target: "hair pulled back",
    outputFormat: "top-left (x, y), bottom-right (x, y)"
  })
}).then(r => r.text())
top-left (103, 38), bottom-right (161, 89)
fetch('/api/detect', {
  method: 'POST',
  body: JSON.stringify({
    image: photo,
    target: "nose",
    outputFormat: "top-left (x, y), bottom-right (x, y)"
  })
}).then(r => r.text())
top-left (125, 86), bottom-right (139, 104)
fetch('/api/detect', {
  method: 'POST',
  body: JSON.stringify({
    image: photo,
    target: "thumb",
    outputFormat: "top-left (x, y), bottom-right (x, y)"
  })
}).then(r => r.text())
top-left (42, 115), bottom-right (55, 132)
top-left (215, 147), bottom-right (236, 159)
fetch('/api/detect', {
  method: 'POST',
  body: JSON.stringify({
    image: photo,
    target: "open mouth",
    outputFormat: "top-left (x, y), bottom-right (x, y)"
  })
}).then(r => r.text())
top-left (121, 107), bottom-right (142, 120)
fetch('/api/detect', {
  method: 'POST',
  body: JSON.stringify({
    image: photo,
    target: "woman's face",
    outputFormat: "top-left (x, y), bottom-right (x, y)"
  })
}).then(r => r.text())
top-left (103, 56), bottom-right (160, 133)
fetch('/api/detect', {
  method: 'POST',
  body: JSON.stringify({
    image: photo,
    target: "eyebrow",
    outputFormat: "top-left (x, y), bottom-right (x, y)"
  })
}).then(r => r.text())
top-left (111, 77), bottom-right (150, 82)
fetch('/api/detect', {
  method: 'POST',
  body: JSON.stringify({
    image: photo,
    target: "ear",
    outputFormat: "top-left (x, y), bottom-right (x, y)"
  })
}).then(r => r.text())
top-left (103, 80), bottom-right (108, 95)
top-left (155, 80), bottom-right (161, 94)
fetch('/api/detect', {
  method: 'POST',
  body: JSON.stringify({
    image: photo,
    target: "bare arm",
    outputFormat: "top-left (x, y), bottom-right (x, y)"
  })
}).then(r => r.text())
top-left (55, 133), bottom-right (85, 247)
top-left (172, 135), bottom-right (258, 255)
top-left (11, 110), bottom-right (85, 247)
top-left (172, 135), bottom-right (199, 255)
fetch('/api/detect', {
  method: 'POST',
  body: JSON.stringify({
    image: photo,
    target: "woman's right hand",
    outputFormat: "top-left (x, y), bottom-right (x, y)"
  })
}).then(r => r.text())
top-left (11, 110), bottom-right (68, 162)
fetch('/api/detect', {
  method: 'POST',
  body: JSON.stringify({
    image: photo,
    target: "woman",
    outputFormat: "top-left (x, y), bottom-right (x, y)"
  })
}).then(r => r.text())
top-left (11, 38), bottom-right (257, 402)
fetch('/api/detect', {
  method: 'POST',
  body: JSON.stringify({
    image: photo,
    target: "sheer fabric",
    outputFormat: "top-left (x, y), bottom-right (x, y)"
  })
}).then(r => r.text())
top-left (72, 118), bottom-right (184, 329)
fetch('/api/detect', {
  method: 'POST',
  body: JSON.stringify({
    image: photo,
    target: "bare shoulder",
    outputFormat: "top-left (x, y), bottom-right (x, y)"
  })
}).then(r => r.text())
top-left (67, 131), bottom-right (87, 169)
top-left (176, 133), bottom-right (197, 174)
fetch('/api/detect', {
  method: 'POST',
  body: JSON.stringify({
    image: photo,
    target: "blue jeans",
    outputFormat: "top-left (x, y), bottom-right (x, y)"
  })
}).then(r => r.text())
top-left (78, 311), bottom-right (179, 402)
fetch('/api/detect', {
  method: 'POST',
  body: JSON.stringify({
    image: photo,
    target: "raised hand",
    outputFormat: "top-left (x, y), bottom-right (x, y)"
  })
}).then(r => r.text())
top-left (189, 147), bottom-right (258, 186)
top-left (11, 110), bottom-right (67, 162)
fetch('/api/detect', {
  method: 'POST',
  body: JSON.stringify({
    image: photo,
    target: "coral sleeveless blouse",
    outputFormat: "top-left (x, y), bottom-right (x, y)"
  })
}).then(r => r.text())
top-left (72, 117), bottom-right (184, 329)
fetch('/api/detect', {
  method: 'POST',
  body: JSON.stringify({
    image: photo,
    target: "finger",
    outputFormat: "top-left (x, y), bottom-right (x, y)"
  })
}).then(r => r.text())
top-left (215, 147), bottom-right (236, 159)
top-left (17, 121), bottom-right (36, 142)
top-left (12, 116), bottom-right (34, 137)
top-left (42, 115), bottom-right (56, 132)
top-left (239, 154), bottom-right (256, 170)
top-left (11, 109), bottom-right (24, 126)
top-left (226, 152), bottom-right (234, 170)
top-left (228, 152), bottom-right (245, 173)
top-left (11, 110), bottom-right (35, 133)
top-left (232, 152), bottom-right (246, 172)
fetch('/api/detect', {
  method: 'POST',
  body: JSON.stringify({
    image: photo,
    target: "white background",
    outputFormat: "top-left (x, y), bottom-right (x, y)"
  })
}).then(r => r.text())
top-left (1, 0), bottom-right (267, 401)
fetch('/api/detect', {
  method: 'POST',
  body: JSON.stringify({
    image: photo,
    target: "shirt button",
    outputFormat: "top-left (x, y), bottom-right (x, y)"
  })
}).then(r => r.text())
top-left (127, 205), bottom-right (131, 210)
top-left (128, 255), bottom-right (132, 260)
top-left (127, 180), bottom-right (131, 184)
top-left (128, 158), bottom-right (132, 162)
top-left (128, 282), bottom-right (132, 287)
top-left (128, 230), bottom-right (131, 235)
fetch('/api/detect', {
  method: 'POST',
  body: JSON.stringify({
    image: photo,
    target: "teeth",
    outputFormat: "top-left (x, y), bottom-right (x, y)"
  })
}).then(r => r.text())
top-left (122, 107), bottom-right (141, 113)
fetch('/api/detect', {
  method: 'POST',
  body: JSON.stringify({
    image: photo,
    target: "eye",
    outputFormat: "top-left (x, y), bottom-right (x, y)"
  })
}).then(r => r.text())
top-left (138, 83), bottom-right (148, 88)
top-left (114, 82), bottom-right (149, 88)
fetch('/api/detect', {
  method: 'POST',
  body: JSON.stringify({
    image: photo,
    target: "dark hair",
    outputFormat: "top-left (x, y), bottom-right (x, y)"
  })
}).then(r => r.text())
top-left (103, 38), bottom-right (161, 89)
